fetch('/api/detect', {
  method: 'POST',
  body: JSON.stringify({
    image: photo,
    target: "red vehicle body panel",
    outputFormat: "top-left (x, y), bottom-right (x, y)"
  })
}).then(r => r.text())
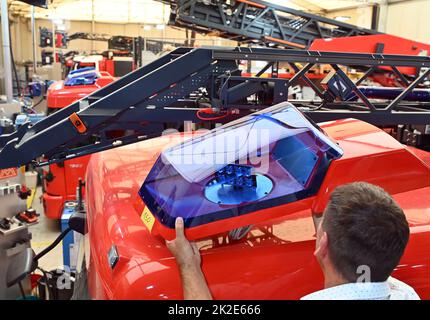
top-left (43, 73), bottom-right (115, 219)
top-left (84, 119), bottom-right (430, 299)
top-left (42, 156), bottom-right (90, 219)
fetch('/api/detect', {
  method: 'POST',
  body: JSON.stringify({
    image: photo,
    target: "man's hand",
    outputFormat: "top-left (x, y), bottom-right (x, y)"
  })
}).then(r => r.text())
top-left (166, 217), bottom-right (201, 268)
top-left (166, 217), bottom-right (212, 300)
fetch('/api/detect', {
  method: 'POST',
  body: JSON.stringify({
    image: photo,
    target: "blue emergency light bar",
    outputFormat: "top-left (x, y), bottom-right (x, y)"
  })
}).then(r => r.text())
top-left (65, 67), bottom-right (98, 86)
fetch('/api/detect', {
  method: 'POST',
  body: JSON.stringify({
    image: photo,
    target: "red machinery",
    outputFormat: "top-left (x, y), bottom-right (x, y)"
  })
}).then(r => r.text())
top-left (43, 51), bottom-right (136, 219)
top-left (310, 34), bottom-right (430, 63)
top-left (1, 45), bottom-right (430, 299)
top-left (43, 70), bottom-right (115, 219)
top-left (243, 34), bottom-right (430, 87)
top-left (64, 52), bottom-right (135, 79)
top-left (84, 103), bottom-right (430, 299)
top-left (47, 71), bottom-right (115, 113)
top-left (42, 156), bottom-right (90, 219)
top-left (310, 34), bottom-right (430, 84)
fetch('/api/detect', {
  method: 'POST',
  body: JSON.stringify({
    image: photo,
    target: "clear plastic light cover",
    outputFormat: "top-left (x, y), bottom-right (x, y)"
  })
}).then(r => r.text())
top-left (139, 103), bottom-right (343, 229)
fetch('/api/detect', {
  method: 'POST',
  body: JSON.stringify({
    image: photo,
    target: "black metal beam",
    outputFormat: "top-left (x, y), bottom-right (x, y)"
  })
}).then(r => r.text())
top-left (391, 66), bottom-right (411, 86)
top-left (385, 69), bottom-right (430, 111)
top-left (212, 48), bottom-right (430, 68)
top-left (355, 66), bottom-right (376, 86)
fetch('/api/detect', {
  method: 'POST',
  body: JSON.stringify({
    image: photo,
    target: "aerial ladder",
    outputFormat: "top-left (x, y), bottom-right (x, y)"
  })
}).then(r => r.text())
top-left (158, 0), bottom-right (430, 60)
top-left (158, 0), bottom-right (378, 49)
top-left (0, 46), bottom-right (429, 169)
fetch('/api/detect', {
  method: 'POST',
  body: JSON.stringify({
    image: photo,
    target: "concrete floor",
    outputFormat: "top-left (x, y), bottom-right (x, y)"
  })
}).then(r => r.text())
top-left (29, 187), bottom-right (63, 272)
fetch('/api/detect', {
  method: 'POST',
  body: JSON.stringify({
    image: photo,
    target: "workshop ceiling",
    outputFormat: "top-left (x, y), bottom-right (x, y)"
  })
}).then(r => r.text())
top-left (8, 0), bottom-right (169, 24)
top-left (7, 0), bottom-right (384, 23)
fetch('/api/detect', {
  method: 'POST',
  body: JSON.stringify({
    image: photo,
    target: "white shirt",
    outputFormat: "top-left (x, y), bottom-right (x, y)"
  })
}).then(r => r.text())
top-left (301, 277), bottom-right (420, 300)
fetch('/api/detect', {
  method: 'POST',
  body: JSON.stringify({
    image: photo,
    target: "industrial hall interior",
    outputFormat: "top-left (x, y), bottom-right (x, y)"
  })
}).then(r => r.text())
top-left (0, 0), bottom-right (430, 302)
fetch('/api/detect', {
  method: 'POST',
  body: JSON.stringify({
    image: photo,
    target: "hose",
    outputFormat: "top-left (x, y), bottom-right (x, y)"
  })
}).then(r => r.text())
top-left (36, 267), bottom-right (55, 300)
top-left (196, 108), bottom-right (231, 121)
top-left (33, 227), bottom-right (72, 262)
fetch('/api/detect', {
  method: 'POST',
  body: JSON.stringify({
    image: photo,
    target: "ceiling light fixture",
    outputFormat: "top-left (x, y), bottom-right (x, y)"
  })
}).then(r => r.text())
top-left (334, 16), bottom-right (351, 22)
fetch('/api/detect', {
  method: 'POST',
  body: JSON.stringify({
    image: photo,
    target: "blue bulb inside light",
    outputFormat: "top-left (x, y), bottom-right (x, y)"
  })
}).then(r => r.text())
top-left (215, 164), bottom-right (257, 190)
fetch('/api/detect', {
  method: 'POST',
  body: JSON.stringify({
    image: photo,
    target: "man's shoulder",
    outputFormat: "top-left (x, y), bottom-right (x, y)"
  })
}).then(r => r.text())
top-left (387, 277), bottom-right (420, 300)
top-left (300, 278), bottom-right (421, 300)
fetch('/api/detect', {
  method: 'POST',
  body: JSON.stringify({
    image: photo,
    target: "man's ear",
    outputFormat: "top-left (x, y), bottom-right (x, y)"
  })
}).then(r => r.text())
top-left (314, 231), bottom-right (329, 260)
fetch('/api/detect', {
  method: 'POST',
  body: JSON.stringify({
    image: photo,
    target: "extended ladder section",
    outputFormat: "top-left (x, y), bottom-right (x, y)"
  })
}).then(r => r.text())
top-left (159, 0), bottom-right (378, 48)
top-left (0, 47), bottom-right (429, 169)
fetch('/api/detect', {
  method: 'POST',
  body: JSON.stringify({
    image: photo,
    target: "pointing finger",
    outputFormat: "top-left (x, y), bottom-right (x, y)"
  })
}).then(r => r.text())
top-left (175, 217), bottom-right (185, 239)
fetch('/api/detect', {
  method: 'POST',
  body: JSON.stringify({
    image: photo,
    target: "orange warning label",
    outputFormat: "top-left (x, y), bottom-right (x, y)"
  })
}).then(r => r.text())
top-left (69, 113), bottom-right (87, 134)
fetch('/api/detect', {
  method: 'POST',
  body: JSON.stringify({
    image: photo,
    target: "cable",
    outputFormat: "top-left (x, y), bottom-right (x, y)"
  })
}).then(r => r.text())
top-left (196, 108), bottom-right (231, 121)
top-left (18, 281), bottom-right (26, 300)
top-left (31, 227), bottom-right (73, 300)
top-left (219, 71), bottom-right (232, 101)
top-left (33, 227), bottom-right (72, 262)
top-left (197, 70), bottom-right (234, 121)
top-left (32, 96), bottom-right (45, 110)
top-left (36, 267), bottom-right (55, 300)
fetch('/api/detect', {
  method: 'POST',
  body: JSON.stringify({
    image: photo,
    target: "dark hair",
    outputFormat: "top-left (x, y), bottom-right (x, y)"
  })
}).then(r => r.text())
top-left (322, 182), bottom-right (410, 282)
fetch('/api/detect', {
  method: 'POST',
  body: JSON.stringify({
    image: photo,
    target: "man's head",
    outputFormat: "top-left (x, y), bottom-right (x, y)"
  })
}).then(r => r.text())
top-left (314, 182), bottom-right (410, 284)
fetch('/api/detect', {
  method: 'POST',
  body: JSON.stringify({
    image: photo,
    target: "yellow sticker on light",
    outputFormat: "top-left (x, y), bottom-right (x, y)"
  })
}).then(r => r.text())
top-left (141, 206), bottom-right (155, 232)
